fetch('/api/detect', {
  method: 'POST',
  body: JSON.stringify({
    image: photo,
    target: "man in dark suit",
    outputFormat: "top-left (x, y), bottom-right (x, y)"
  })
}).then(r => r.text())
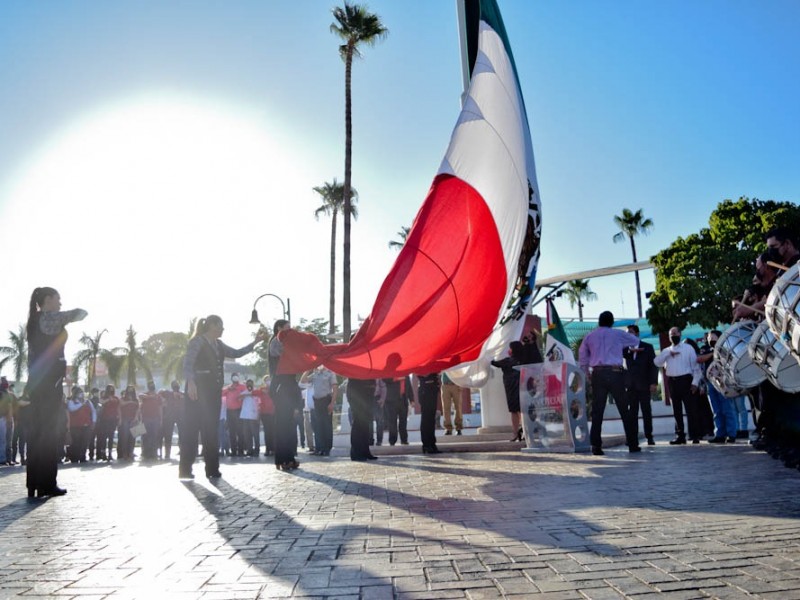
top-left (623, 324), bottom-right (659, 445)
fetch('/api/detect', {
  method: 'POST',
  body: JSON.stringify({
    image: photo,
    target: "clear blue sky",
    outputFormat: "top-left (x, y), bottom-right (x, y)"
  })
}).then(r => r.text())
top-left (1, 0), bottom-right (798, 372)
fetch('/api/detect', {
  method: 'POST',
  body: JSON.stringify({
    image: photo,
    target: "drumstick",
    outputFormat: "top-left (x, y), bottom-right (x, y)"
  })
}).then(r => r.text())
top-left (732, 299), bottom-right (766, 317)
top-left (767, 261), bottom-right (789, 271)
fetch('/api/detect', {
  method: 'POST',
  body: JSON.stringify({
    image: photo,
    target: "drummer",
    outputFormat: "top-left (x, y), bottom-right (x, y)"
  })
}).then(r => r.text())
top-left (698, 330), bottom-right (737, 443)
top-left (751, 228), bottom-right (800, 466)
top-left (732, 252), bottom-right (778, 322)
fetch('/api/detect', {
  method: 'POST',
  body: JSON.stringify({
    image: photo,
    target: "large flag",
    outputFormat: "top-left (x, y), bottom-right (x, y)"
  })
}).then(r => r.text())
top-left (278, 0), bottom-right (541, 379)
top-left (544, 299), bottom-right (576, 364)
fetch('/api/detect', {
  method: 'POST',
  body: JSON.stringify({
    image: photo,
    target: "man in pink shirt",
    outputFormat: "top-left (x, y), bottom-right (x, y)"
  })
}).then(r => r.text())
top-left (579, 311), bottom-right (641, 456)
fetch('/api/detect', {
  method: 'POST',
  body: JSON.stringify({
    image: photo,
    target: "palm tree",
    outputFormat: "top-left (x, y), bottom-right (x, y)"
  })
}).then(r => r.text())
top-left (313, 179), bottom-right (359, 335)
top-left (562, 280), bottom-right (597, 322)
top-left (613, 208), bottom-right (654, 318)
top-left (0, 325), bottom-right (27, 382)
top-left (156, 319), bottom-right (196, 383)
top-left (388, 226), bottom-right (410, 250)
top-left (107, 326), bottom-right (152, 388)
top-left (331, 2), bottom-right (388, 341)
top-left (72, 329), bottom-right (108, 388)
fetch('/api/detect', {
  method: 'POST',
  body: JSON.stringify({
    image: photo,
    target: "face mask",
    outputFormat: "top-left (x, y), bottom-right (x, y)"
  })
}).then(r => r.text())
top-left (670, 336), bottom-right (681, 346)
top-left (767, 246), bottom-right (783, 263)
top-left (232, 376), bottom-right (240, 383)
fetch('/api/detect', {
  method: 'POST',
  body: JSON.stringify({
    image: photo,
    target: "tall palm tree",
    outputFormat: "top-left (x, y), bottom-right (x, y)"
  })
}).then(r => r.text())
top-left (313, 179), bottom-right (359, 334)
top-left (72, 329), bottom-right (108, 388)
top-left (613, 208), bottom-right (654, 318)
top-left (0, 325), bottom-right (27, 382)
top-left (107, 326), bottom-right (152, 388)
top-left (331, 2), bottom-right (388, 341)
top-left (388, 226), bottom-right (411, 251)
top-left (562, 279), bottom-right (597, 322)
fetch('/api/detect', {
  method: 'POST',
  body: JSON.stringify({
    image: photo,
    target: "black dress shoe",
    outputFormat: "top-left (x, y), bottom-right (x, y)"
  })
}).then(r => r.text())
top-left (629, 446), bottom-right (642, 453)
top-left (351, 456), bottom-right (368, 462)
top-left (668, 438), bottom-right (686, 445)
top-left (725, 437), bottom-right (736, 444)
top-left (591, 446), bottom-right (604, 456)
top-left (207, 472), bottom-right (222, 479)
top-left (366, 455), bottom-right (378, 460)
top-left (692, 439), bottom-right (700, 444)
top-left (39, 487), bottom-right (67, 497)
top-left (707, 437), bottom-right (726, 444)
top-left (178, 471), bottom-right (194, 480)
top-left (647, 438), bottom-right (655, 446)
top-left (422, 446), bottom-right (443, 454)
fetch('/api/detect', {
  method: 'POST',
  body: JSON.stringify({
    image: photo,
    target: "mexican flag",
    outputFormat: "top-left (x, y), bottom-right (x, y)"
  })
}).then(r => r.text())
top-left (545, 299), bottom-right (576, 365)
top-left (278, 0), bottom-right (541, 380)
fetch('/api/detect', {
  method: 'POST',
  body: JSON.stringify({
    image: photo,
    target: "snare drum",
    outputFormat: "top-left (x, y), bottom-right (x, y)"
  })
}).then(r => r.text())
top-left (748, 321), bottom-right (800, 393)
top-left (765, 264), bottom-right (800, 357)
top-left (714, 321), bottom-right (767, 388)
top-left (706, 360), bottom-right (746, 398)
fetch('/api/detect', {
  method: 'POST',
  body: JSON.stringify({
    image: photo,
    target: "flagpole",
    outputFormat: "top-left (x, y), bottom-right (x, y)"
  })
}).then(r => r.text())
top-left (456, 0), bottom-right (470, 106)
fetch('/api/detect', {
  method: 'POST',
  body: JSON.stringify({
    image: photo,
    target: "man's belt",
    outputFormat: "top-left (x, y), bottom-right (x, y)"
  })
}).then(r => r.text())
top-left (592, 365), bottom-right (624, 372)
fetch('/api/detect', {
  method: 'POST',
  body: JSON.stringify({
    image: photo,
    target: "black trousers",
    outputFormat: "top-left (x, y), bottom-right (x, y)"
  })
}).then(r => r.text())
top-left (96, 418), bottom-right (118, 459)
top-left (669, 374), bottom-right (701, 440)
top-left (180, 383), bottom-right (221, 477)
top-left (386, 397), bottom-right (409, 445)
top-left (272, 376), bottom-right (299, 465)
top-left (590, 368), bottom-right (627, 448)
top-left (314, 395), bottom-right (333, 453)
top-left (226, 408), bottom-right (243, 455)
top-left (26, 378), bottom-right (63, 494)
top-left (419, 386), bottom-right (439, 449)
top-left (68, 426), bottom-right (89, 462)
top-left (260, 413), bottom-right (274, 453)
top-left (627, 387), bottom-right (653, 439)
top-left (348, 380), bottom-right (375, 459)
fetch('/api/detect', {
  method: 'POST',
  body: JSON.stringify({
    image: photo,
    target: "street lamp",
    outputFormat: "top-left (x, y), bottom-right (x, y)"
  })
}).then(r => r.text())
top-left (249, 293), bottom-right (291, 326)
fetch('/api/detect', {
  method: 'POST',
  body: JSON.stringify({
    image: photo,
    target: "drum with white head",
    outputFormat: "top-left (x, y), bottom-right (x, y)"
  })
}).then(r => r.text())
top-left (748, 321), bottom-right (800, 393)
top-left (706, 360), bottom-right (746, 398)
top-left (765, 263), bottom-right (800, 357)
top-left (714, 321), bottom-right (767, 388)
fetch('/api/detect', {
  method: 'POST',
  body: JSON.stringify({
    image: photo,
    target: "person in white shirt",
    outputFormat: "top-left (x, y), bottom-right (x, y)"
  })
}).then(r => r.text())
top-left (654, 326), bottom-right (702, 444)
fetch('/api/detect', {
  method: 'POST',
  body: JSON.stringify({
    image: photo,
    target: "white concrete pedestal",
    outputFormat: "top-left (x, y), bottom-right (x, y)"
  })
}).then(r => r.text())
top-left (477, 372), bottom-right (513, 434)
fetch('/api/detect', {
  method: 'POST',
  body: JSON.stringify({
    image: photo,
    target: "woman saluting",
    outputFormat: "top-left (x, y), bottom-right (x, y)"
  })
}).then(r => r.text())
top-left (180, 315), bottom-right (265, 480)
top-left (26, 287), bottom-right (87, 498)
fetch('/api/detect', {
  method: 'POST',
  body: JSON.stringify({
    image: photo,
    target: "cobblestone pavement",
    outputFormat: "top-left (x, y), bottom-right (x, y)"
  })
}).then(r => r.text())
top-left (2, 440), bottom-right (800, 599)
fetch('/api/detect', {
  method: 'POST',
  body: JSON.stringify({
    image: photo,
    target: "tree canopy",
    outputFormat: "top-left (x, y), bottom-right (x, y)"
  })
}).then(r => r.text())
top-left (647, 197), bottom-right (800, 333)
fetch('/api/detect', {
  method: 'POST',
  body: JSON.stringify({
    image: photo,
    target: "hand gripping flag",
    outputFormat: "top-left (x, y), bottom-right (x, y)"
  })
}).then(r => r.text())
top-left (278, 0), bottom-right (541, 380)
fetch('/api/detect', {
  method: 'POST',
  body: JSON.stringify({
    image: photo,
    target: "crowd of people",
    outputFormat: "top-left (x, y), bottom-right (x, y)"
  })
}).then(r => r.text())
top-left (579, 226), bottom-right (799, 458)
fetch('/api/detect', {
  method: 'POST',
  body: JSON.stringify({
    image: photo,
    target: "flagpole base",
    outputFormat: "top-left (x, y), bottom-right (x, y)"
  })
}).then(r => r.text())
top-left (477, 425), bottom-right (513, 435)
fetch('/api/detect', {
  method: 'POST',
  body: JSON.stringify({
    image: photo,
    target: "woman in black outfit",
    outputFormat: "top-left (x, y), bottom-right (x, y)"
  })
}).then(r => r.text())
top-left (491, 341), bottom-right (525, 442)
top-left (181, 315), bottom-right (264, 480)
top-left (25, 287), bottom-right (87, 498)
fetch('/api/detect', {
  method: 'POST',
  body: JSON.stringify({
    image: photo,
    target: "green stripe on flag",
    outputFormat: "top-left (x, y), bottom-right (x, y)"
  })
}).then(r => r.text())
top-left (548, 301), bottom-right (570, 347)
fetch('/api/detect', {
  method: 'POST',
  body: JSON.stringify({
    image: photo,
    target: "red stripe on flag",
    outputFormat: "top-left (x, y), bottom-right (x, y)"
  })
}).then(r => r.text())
top-left (278, 174), bottom-right (507, 378)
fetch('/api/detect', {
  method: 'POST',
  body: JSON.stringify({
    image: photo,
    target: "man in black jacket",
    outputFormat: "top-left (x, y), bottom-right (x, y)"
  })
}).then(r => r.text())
top-left (623, 325), bottom-right (659, 445)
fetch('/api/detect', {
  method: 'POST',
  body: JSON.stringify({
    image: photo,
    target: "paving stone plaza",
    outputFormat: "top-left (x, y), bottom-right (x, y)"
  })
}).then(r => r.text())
top-left (2, 440), bottom-right (800, 599)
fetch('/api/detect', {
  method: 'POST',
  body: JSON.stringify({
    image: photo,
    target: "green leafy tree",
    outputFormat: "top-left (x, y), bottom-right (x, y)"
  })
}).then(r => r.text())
top-left (105, 326), bottom-right (152, 388)
top-left (0, 325), bottom-right (27, 382)
top-left (647, 197), bottom-right (800, 333)
top-left (562, 279), bottom-right (597, 322)
top-left (388, 225), bottom-right (410, 250)
top-left (72, 329), bottom-right (108, 388)
top-left (313, 179), bottom-right (358, 335)
top-left (331, 1), bottom-right (388, 341)
top-left (141, 319), bottom-right (196, 384)
top-left (613, 208), bottom-right (654, 318)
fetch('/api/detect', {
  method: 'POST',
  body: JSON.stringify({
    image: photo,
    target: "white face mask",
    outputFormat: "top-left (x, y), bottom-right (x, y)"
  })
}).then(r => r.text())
top-left (232, 376), bottom-right (240, 383)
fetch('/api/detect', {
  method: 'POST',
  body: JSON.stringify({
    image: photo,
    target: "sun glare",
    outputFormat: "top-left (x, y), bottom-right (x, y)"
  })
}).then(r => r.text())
top-left (2, 93), bottom-right (326, 347)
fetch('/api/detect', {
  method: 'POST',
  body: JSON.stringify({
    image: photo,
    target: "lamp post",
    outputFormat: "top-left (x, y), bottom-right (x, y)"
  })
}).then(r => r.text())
top-left (249, 293), bottom-right (291, 326)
